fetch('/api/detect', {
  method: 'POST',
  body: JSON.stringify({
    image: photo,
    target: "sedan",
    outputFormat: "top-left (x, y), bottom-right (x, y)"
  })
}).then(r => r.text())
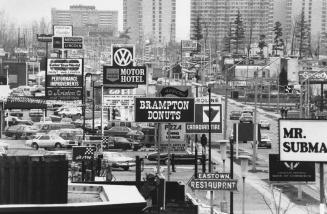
top-left (146, 151), bottom-right (202, 165)
top-left (4, 125), bottom-right (39, 139)
top-left (26, 134), bottom-right (76, 150)
top-left (239, 114), bottom-right (253, 123)
top-left (102, 152), bottom-right (136, 171)
top-left (258, 134), bottom-right (272, 149)
top-left (104, 126), bottom-right (144, 140)
top-left (259, 120), bottom-right (270, 130)
top-left (108, 137), bottom-right (142, 151)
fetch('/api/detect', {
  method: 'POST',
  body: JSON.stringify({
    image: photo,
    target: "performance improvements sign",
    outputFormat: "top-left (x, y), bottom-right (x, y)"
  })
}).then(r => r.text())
top-left (46, 58), bottom-right (84, 101)
top-left (279, 119), bottom-right (327, 162)
top-left (134, 98), bottom-right (195, 122)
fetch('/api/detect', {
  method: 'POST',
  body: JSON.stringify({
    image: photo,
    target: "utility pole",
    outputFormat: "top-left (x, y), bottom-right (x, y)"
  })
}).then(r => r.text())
top-left (252, 68), bottom-right (258, 171)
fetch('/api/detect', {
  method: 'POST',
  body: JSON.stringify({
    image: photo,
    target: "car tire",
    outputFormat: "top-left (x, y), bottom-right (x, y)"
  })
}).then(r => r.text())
top-left (32, 143), bottom-right (39, 150)
top-left (55, 143), bottom-right (62, 148)
top-left (122, 166), bottom-right (129, 171)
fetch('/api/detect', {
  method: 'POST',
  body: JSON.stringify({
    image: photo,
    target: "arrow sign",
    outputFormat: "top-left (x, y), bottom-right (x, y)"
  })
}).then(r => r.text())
top-left (188, 178), bottom-right (238, 191)
top-left (203, 107), bottom-right (219, 122)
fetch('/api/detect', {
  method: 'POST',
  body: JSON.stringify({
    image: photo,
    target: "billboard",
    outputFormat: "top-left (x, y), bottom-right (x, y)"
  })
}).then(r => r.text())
top-left (53, 25), bottom-right (73, 37)
top-left (103, 94), bottom-right (144, 107)
top-left (279, 119), bottom-right (327, 161)
top-left (4, 96), bottom-right (47, 109)
top-left (46, 58), bottom-right (83, 101)
top-left (72, 146), bottom-right (96, 161)
top-left (269, 154), bottom-right (315, 182)
top-left (103, 66), bottom-right (146, 86)
top-left (134, 97), bottom-right (195, 123)
top-left (186, 96), bottom-right (222, 133)
top-left (111, 45), bottom-right (135, 67)
top-left (181, 40), bottom-right (198, 51)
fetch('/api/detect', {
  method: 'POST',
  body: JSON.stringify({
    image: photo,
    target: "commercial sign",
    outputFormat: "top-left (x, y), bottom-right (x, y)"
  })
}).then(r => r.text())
top-left (298, 70), bottom-right (327, 83)
top-left (188, 173), bottom-right (237, 191)
top-left (52, 36), bottom-right (83, 49)
top-left (72, 146), bottom-right (96, 161)
top-left (156, 86), bottom-right (192, 98)
top-left (111, 45), bottom-right (135, 67)
top-left (279, 119), bottom-right (327, 161)
top-left (186, 96), bottom-right (222, 133)
top-left (161, 123), bottom-right (186, 142)
top-left (103, 94), bottom-right (144, 107)
top-left (269, 154), bottom-right (315, 182)
top-left (159, 143), bottom-right (186, 153)
top-left (181, 40), bottom-right (198, 51)
top-left (37, 34), bottom-right (53, 42)
top-left (4, 96), bottom-right (47, 109)
top-left (134, 97), bottom-right (195, 123)
top-left (53, 25), bottom-right (73, 37)
top-left (103, 66), bottom-right (146, 86)
top-left (46, 58), bottom-right (83, 101)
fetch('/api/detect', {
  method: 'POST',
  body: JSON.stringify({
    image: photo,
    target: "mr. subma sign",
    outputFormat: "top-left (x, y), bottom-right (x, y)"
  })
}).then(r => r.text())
top-left (279, 119), bottom-right (327, 162)
top-left (135, 98), bottom-right (195, 122)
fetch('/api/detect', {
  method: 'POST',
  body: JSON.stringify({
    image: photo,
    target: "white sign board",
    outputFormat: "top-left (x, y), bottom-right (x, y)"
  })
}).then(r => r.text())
top-left (103, 95), bottom-right (143, 107)
top-left (47, 59), bottom-right (83, 75)
top-left (279, 120), bottom-right (327, 162)
top-left (161, 123), bottom-right (186, 143)
top-left (195, 96), bottom-right (222, 104)
top-left (53, 25), bottom-right (73, 37)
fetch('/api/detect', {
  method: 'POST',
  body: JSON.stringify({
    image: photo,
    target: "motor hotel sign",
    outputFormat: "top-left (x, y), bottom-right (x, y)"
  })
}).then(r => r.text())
top-left (134, 98), bottom-right (195, 123)
top-left (103, 66), bottom-right (146, 86)
top-left (279, 119), bottom-right (327, 162)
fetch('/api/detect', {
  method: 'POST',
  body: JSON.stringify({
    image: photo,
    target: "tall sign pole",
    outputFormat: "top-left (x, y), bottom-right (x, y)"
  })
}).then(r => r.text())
top-left (208, 87), bottom-right (213, 214)
top-left (320, 83), bottom-right (325, 214)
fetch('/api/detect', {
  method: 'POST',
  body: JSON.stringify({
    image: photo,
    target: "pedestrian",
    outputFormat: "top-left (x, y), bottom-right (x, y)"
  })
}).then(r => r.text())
top-left (201, 134), bottom-right (207, 154)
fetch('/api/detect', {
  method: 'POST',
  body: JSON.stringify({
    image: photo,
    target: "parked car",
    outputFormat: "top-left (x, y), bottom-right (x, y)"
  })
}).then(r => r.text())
top-left (108, 136), bottom-right (142, 151)
top-left (102, 152), bottom-right (136, 171)
top-left (57, 107), bottom-right (82, 117)
top-left (146, 151), bottom-right (202, 165)
top-left (4, 125), bottom-right (39, 139)
top-left (48, 128), bottom-right (83, 143)
top-left (229, 111), bottom-right (242, 120)
top-left (25, 133), bottom-right (76, 150)
top-left (8, 110), bottom-right (24, 118)
top-left (104, 126), bottom-right (144, 140)
top-left (239, 113), bottom-right (253, 123)
top-left (259, 120), bottom-right (270, 130)
top-left (257, 134), bottom-right (272, 149)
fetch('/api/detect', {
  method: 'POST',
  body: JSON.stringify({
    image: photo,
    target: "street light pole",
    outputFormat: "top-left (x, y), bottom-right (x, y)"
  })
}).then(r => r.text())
top-left (92, 81), bottom-right (95, 133)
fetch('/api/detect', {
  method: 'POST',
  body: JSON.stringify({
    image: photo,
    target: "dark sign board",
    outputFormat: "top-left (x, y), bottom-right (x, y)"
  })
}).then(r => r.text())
top-left (269, 154), bottom-right (315, 182)
top-left (188, 179), bottom-right (238, 191)
top-left (72, 146), bottom-right (96, 161)
top-left (52, 37), bottom-right (63, 49)
top-left (233, 123), bottom-right (261, 141)
top-left (298, 70), bottom-right (327, 84)
top-left (134, 97), bottom-right (195, 123)
top-left (37, 34), bottom-right (53, 42)
top-left (52, 36), bottom-right (83, 49)
top-left (197, 173), bottom-right (231, 179)
top-left (103, 66), bottom-right (146, 86)
top-left (112, 46), bottom-right (134, 67)
top-left (186, 103), bottom-right (222, 133)
top-left (46, 58), bottom-right (84, 101)
top-left (63, 36), bottom-right (83, 49)
top-left (4, 96), bottom-right (47, 109)
top-left (156, 86), bottom-right (191, 97)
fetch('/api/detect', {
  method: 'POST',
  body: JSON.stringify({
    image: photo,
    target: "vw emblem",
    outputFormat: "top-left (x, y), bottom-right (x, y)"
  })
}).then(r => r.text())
top-left (113, 48), bottom-right (133, 66)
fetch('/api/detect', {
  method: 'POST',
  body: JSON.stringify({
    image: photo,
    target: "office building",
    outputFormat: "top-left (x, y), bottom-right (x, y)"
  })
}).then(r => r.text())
top-left (190, 0), bottom-right (274, 52)
top-left (51, 5), bottom-right (118, 36)
top-left (123, 0), bottom-right (176, 46)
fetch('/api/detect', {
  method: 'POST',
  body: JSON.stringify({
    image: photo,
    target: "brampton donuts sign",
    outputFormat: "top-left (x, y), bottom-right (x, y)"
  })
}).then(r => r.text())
top-left (134, 97), bottom-right (195, 123)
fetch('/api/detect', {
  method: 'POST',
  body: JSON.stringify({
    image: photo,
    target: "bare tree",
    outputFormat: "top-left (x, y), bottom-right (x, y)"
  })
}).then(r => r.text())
top-left (260, 186), bottom-right (292, 214)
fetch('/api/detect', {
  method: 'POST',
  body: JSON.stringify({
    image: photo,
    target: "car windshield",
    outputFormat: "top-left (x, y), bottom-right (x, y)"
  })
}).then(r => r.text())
top-left (117, 137), bottom-right (129, 143)
top-left (261, 134), bottom-right (269, 139)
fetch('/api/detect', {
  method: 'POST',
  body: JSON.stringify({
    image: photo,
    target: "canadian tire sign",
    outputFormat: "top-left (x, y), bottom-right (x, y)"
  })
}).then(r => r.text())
top-left (279, 119), bottom-right (327, 162)
top-left (134, 98), bottom-right (195, 123)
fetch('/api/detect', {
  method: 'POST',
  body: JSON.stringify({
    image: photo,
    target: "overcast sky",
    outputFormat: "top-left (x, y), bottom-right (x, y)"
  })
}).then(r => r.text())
top-left (0, 0), bottom-right (190, 40)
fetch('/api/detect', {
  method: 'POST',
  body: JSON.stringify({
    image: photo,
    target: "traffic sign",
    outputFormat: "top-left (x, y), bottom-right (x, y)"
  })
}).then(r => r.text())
top-left (37, 34), bottom-right (53, 42)
top-left (188, 179), bottom-right (237, 191)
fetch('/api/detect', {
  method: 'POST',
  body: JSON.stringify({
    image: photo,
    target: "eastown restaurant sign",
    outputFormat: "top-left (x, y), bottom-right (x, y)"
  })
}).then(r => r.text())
top-left (279, 119), bottom-right (327, 162)
top-left (134, 98), bottom-right (195, 123)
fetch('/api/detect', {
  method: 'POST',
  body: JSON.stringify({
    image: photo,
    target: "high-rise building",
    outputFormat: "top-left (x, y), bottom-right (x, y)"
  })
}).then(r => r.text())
top-left (277, 0), bottom-right (327, 53)
top-left (123, 0), bottom-right (176, 46)
top-left (190, 0), bottom-right (274, 52)
top-left (51, 5), bottom-right (118, 36)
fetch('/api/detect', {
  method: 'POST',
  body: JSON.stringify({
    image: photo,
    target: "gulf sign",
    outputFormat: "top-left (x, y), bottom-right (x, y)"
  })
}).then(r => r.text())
top-left (279, 119), bottom-right (327, 162)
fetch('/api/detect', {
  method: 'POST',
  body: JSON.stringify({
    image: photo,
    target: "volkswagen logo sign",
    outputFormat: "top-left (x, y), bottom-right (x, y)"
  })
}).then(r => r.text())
top-left (113, 48), bottom-right (133, 66)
